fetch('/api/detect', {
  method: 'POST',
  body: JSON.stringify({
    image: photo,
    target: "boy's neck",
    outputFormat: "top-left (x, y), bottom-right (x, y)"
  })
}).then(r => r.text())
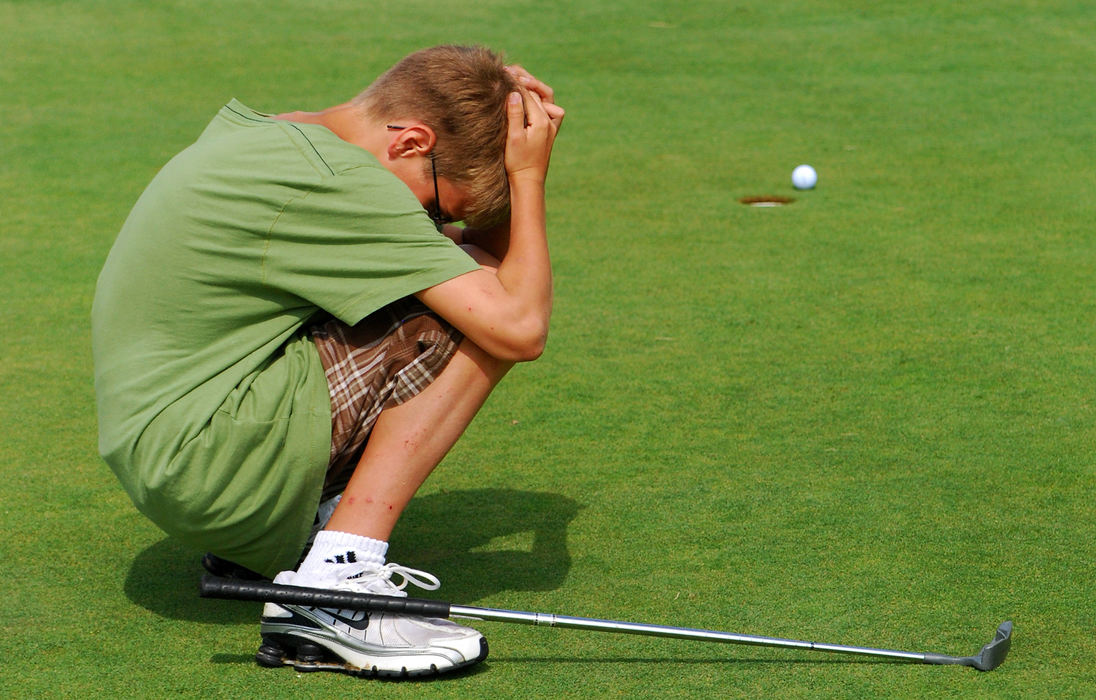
top-left (274, 102), bottom-right (386, 161)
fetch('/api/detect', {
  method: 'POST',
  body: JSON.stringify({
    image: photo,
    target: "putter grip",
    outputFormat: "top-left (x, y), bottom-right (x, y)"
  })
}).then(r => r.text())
top-left (199, 575), bottom-right (452, 618)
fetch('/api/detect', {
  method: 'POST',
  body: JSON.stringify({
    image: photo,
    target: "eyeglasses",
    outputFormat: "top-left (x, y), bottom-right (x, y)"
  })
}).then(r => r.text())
top-left (387, 125), bottom-right (452, 228)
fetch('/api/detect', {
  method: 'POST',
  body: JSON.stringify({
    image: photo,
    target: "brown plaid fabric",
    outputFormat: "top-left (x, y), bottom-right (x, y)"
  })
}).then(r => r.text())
top-left (310, 297), bottom-right (463, 500)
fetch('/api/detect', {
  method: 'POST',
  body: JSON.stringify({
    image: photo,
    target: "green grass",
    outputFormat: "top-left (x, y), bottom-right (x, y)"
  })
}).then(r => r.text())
top-left (3, 0), bottom-right (1095, 696)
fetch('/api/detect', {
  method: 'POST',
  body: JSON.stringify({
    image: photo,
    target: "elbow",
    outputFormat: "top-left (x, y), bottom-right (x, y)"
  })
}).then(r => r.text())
top-left (500, 318), bottom-right (549, 362)
top-left (515, 333), bottom-right (547, 362)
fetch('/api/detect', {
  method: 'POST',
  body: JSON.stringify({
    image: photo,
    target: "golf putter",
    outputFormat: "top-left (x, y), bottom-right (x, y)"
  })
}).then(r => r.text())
top-left (199, 575), bottom-right (1012, 671)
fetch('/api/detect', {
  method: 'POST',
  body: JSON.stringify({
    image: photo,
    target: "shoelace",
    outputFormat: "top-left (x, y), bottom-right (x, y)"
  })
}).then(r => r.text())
top-left (332, 562), bottom-right (441, 597)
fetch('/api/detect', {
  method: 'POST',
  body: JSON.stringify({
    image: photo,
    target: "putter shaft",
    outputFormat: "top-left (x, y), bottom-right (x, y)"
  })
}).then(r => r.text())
top-left (450, 604), bottom-right (926, 661)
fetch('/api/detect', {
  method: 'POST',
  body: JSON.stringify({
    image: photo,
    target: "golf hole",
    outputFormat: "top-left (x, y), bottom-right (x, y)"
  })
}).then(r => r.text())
top-left (740, 195), bottom-right (795, 207)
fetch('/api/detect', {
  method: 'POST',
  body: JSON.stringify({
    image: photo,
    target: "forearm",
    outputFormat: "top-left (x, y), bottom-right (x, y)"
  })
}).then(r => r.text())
top-left (455, 179), bottom-right (551, 316)
top-left (493, 178), bottom-right (553, 333)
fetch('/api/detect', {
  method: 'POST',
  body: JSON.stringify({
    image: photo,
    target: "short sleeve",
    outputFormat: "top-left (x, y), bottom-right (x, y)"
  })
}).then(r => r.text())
top-left (262, 166), bottom-right (479, 325)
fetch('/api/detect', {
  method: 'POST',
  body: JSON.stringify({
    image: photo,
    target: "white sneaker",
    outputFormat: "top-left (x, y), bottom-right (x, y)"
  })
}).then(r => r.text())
top-left (257, 563), bottom-right (488, 679)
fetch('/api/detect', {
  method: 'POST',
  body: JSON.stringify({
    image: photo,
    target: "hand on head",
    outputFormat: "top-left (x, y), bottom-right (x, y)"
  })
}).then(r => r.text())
top-left (503, 65), bottom-right (565, 184)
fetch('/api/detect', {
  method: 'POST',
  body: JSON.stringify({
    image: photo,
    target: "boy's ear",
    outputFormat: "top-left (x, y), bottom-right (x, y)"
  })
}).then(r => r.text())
top-left (386, 124), bottom-right (437, 159)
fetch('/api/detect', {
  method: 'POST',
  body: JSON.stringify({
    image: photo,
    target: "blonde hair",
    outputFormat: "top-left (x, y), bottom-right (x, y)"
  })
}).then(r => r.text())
top-left (355, 45), bottom-right (518, 229)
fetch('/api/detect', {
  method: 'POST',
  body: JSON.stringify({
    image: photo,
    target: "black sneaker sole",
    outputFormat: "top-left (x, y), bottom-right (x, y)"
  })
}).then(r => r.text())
top-left (255, 632), bottom-right (489, 680)
top-left (201, 552), bottom-right (268, 581)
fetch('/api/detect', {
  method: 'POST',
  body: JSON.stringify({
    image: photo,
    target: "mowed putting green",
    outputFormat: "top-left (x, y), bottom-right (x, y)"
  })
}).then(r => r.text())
top-left (2, 0), bottom-right (1094, 697)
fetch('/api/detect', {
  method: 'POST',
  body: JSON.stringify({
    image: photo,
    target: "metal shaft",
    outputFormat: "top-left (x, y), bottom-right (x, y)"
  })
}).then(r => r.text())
top-left (449, 604), bottom-right (926, 662)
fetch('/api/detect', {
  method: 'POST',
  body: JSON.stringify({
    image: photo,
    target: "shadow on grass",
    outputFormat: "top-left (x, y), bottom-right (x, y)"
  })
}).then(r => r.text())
top-left (125, 488), bottom-right (582, 623)
top-left (125, 537), bottom-right (259, 625)
top-left (393, 488), bottom-right (583, 604)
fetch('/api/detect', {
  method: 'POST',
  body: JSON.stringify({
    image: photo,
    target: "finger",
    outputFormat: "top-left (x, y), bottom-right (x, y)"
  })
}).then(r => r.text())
top-left (505, 64), bottom-right (532, 80)
top-left (506, 91), bottom-right (526, 136)
top-left (506, 65), bottom-right (555, 103)
top-left (519, 88), bottom-right (554, 132)
top-left (520, 75), bottom-right (554, 104)
top-left (521, 90), bottom-right (564, 143)
top-left (543, 102), bottom-right (566, 125)
top-left (524, 91), bottom-right (563, 132)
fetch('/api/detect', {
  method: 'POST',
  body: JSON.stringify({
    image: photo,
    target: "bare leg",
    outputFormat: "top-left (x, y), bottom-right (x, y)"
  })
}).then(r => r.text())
top-left (324, 338), bottom-right (512, 541)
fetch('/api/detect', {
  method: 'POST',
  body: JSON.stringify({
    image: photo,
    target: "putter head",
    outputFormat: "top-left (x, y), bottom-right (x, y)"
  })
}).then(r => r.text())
top-left (972, 621), bottom-right (1012, 672)
top-left (925, 622), bottom-right (1017, 670)
top-left (922, 621), bottom-right (1012, 671)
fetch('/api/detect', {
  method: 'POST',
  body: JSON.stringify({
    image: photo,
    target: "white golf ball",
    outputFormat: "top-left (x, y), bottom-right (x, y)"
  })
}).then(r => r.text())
top-left (792, 164), bottom-right (817, 190)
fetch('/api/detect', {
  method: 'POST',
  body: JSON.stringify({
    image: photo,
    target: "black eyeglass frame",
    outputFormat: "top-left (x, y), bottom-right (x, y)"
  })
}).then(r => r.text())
top-left (386, 124), bottom-right (452, 229)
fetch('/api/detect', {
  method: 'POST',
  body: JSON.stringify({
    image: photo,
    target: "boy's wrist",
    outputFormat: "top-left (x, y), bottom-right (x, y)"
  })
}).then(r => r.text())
top-left (508, 171), bottom-right (547, 189)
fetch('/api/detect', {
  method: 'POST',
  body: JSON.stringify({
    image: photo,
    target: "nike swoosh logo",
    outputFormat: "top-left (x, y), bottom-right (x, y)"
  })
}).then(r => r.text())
top-left (318, 608), bottom-right (371, 631)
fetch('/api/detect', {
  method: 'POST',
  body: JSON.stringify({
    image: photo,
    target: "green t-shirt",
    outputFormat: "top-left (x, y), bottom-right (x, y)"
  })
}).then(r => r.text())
top-left (92, 100), bottom-right (478, 576)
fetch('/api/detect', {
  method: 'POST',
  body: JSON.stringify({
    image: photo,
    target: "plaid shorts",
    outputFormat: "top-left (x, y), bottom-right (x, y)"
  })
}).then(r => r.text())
top-left (310, 297), bottom-right (463, 500)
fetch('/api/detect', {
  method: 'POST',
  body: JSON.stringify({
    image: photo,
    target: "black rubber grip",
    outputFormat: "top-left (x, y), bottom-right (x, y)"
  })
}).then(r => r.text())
top-left (199, 575), bottom-right (452, 618)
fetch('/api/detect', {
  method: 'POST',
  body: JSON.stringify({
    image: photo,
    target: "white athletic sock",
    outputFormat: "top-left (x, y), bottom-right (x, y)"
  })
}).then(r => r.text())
top-left (294, 530), bottom-right (388, 588)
